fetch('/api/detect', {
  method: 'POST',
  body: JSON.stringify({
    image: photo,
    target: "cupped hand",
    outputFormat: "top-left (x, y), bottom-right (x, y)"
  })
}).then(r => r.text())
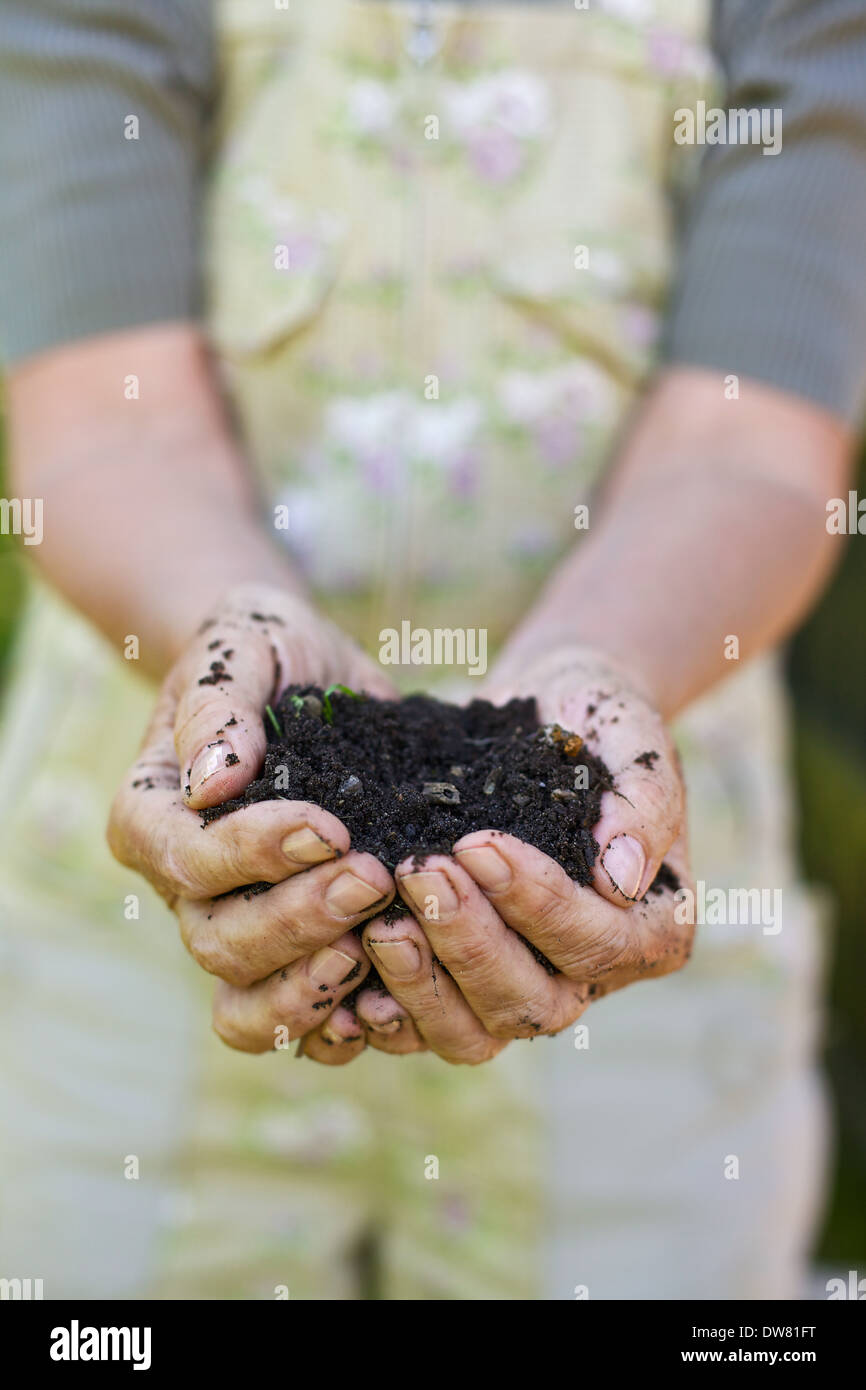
top-left (107, 583), bottom-right (397, 1052)
top-left (349, 645), bottom-right (693, 1064)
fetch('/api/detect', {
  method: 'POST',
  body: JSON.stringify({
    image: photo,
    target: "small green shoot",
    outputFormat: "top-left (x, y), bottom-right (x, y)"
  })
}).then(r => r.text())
top-left (289, 694), bottom-right (304, 716)
top-left (265, 704), bottom-right (283, 737)
top-left (321, 683), bottom-right (361, 725)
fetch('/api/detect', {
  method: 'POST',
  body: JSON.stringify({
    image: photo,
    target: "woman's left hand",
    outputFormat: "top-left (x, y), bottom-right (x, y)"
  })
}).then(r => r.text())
top-left (304, 645), bottom-right (694, 1064)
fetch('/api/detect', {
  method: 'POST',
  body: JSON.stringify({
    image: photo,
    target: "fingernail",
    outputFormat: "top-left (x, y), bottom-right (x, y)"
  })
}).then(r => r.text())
top-left (369, 1018), bottom-right (402, 1035)
top-left (367, 938), bottom-right (421, 980)
top-left (602, 834), bottom-right (646, 900)
top-left (325, 873), bottom-right (387, 918)
top-left (308, 946), bottom-right (360, 988)
top-left (321, 1020), bottom-right (363, 1045)
top-left (281, 827), bottom-right (333, 865)
top-left (189, 741), bottom-right (234, 793)
top-left (399, 871), bottom-right (459, 920)
top-left (454, 845), bottom-right (512, 891)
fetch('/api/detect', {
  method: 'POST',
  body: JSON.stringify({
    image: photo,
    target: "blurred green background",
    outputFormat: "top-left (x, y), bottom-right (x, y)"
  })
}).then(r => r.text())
top-left (788, 445), bottom-right (866, 1269)
top-left (0, 430), bottom-right (863, 1270)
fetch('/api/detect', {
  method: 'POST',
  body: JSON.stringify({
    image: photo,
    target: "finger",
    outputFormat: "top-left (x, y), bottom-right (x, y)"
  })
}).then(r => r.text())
top-left (453, 829), bottom-right (693, 986)
top-left (301, 1005), bottom-right (368, 1066)
top-left (177, 850), bottom-right (394, 985)
top-left (568, 688), bottom-right (682, 907)
top-left (173, 607), bottom-right (296, 810)
top-left (354, 985), bottom-right (427, 1055)
top-left (396, 855), bottom-right (584, 1039)
top-left (212, 933), bottom-right (370, 1053)
top-left (589, 828), bottom-right (696, 992)
top-left (487, 647), bottom-right (683, 906)
top-left (361, 914), bottom-right (506, 1064)
top-left (108, 781), bottom-right (354, 900)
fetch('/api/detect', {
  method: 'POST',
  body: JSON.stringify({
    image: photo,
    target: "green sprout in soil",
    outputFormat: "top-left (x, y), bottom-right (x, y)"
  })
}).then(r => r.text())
top-left (322, 683), bottom-right (361, 725)
top-left (289, 694), bottom-right (305, 716)
top-left (265, 704), bottom-right (283, 737)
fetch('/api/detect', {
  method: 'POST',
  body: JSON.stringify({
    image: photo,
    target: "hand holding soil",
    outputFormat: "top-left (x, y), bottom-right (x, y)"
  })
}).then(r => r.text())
top-left (296, 645), bottom-right (693, 1065)
top-left (107, 585), bottom-right (400, 1050)
top-left (108, 591), bottom-right (693, 1066)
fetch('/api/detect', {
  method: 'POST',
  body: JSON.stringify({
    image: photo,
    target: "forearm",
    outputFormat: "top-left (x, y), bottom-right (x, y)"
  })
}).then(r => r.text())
top-left (7, 323), bottom-right (305, 678)
top-left (498, 368), bottom-right (856, 719)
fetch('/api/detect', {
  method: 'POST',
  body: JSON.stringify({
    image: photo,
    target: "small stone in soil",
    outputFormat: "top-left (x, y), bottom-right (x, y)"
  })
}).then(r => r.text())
top-left (422, 781), bottom-right (461, 806)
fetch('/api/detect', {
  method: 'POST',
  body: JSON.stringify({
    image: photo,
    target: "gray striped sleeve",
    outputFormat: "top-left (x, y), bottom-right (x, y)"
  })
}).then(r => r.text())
top-left (2, 1), bottom-right (866, 428)
top-left (0, 0), bottom-right (213, 365)
top-left (664, 0), bottom-right (866, 426)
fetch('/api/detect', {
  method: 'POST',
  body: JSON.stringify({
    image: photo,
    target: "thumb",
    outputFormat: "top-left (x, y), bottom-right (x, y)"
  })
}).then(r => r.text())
top-left (540, 671), bottom-right (683, 908)
top-left (174, 614), bottom-right (288, 810)
top-left (588, 715), bottom-right (683, 908)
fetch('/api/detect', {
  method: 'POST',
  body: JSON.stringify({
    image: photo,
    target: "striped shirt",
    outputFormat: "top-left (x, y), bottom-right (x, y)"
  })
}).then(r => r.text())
top-left (1, 0), bottom-right (866, 423)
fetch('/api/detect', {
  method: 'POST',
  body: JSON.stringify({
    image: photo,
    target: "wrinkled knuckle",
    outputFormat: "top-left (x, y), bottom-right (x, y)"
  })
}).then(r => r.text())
top-left (225, 836), bottom-right (261, 889)
top-left (635, 769), bottom-right (683, 842)
top-left (147, 826), bottom-right (201, 898)
top-left (481, 1005), bottom-right (522, 1040)
top-left (659, 950), bottom-right (688, 978)
top-left (555, 1004), bottom-right (585, 1036)
top-left (269, 905), bottom-right (314, 959)
top-left (175, 692), bottom-right (226, 742)
top-left (267, 988), bottom-right (309, 1037)
top-left (440, 932), bottom-right (498, 979)
top-left (228, 956), bottom-right (262, 990)
top-left (546, 992), bottom-right (584, 1035)
top-left (189, 925), bottom-right (245, 985)
top-left (634, 770), bottom-right (672, 823)
top-left (556, 916), bottom-right (619, 976)
top-left (655, 922), bottom-right (695, 976)
top-left (211, 1009), bottom-right (261, 1054)
top-left (227, 818), bottom-right (272, 881)
top-left (215, 1024), bottom-right (266, 1055)
top-left (454, 1035), bottom-right (502, 1066)
top-left (484, 1019), bottom-right (522, 1042)
top-left (570, 923), bottom-right (631, 980)
top-left (408, 995), bottom-right (450, 1031)
top-left (485, 999), bottom-right (551, 1041)
top-left (530, 887), bottom-right (572, 936)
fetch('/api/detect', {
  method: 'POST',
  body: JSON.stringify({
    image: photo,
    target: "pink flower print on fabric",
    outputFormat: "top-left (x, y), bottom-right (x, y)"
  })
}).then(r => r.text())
top-left (443, 71), bottom-right (551, 185)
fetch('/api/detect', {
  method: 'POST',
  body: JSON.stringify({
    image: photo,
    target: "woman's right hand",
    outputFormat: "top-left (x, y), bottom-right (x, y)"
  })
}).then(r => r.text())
top-left (107, 583), bottom-right (396, 1054)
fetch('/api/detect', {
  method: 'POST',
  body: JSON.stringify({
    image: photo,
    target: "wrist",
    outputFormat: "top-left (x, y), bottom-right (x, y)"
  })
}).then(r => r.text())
top-left (492, 623), bottom-right (660, 713)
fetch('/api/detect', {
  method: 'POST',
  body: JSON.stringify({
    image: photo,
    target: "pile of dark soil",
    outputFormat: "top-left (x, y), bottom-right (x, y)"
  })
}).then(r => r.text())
top-left (202, 685), bottom-right (615, 884)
